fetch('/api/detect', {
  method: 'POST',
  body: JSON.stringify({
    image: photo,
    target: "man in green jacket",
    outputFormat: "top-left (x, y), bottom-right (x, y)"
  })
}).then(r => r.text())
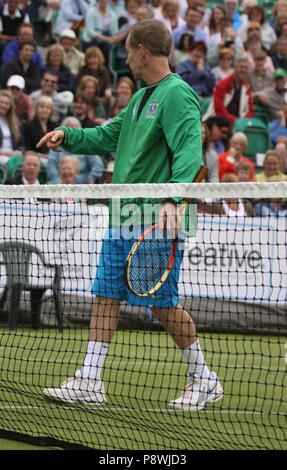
top-left (38, 19), bottom-right (223, 412)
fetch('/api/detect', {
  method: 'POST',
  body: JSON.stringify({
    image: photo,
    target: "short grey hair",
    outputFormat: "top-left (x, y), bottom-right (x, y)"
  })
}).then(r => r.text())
top-left (61, 116), bottom-right (81, 128)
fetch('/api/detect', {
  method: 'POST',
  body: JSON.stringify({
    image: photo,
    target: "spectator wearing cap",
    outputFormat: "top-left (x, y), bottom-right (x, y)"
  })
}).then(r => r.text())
top-left (255, 68), bottom-right (287, 120)
top-left (1, 39), bottom-right (41, 93)
top-left (176, 41), bottom-right (215, 97)
top-left (60, 28), bottom-right (85, 77)
top-left (0, 0), bottom-right (30, 44)
top-left (7, 74), bottom-right (33, 122)
top-left (224, 0), bottom-right (242, 32)
top-left (246, 50), bottom-right (273, 94)
top-left (29, 70), bottom-right (68, 124)
top-left (172, 6), bottom-right (209, 49)
top-left (271, 37), bottom-right (287, 71)
top-left (204, 57), bottom-right (254, 124)
top-left (2, 22), bottom-right (44, 68)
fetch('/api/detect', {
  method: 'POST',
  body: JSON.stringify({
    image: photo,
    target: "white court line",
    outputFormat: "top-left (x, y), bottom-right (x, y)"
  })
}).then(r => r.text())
top-left (0, 404), bottom-right (285, 416)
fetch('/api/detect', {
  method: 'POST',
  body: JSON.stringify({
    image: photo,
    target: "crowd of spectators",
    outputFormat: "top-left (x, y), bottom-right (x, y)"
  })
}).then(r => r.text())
top-left (0, 0), bottom-right (286, 216)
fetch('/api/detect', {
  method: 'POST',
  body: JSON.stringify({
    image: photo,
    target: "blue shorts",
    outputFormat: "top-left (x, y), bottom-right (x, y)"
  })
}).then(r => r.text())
top-left (92, 227), bottom-right (185, 308)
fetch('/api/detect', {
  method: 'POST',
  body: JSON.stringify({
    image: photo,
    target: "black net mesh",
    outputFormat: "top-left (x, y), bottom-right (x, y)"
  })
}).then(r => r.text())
top-left (0, 183), bottom-right (286, 450)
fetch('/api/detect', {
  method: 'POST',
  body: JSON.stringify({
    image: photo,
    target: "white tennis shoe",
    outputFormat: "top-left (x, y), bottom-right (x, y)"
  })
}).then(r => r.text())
top-left (169, 372), bottom-right (223, 411)
top-left (43, 370), bottom-right (106, 404)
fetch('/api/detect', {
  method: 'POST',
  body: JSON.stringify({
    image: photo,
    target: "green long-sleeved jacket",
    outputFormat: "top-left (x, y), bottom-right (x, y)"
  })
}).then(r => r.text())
top-left (60, 74), bottom-right (202, 232)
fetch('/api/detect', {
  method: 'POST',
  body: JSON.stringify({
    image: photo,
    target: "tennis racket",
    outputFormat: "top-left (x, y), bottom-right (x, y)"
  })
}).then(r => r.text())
top-left (125, 165), bottom-right (208, 297)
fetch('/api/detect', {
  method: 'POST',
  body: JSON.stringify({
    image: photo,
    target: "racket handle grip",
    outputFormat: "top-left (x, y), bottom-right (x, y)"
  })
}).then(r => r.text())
top-left (193, 165), bottom-right (208, 183)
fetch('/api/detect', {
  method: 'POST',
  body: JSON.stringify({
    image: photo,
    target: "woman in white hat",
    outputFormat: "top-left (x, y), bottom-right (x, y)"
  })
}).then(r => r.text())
top-left (7, 74), bottom-right (33, 123)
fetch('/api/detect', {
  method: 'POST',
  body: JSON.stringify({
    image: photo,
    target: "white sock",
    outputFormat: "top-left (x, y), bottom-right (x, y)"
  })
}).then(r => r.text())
top-left (182, 340), bottom-right (211, 380)
top-left (81, 341), bottom-right (109, 380)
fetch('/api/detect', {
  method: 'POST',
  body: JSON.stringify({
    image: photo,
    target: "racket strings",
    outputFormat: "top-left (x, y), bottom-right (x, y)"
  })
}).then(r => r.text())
top-left (129, 237), bottom-right (174, 294)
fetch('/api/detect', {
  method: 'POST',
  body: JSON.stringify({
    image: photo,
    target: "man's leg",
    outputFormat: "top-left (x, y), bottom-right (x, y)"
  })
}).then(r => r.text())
top-left (153, 305), bottom-right (224, 411)
top-left (81, 297), bottom-right (120, 380)
top-left (43, 297), bottom-right (120, 404)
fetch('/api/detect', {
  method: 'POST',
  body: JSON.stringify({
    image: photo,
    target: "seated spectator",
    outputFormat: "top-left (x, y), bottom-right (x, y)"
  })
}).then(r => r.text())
top-left (23, 96), bottom-right (56, 159)
top-left (205, 116), bottom-right (231, 154)
top-left (176, 41), bottom-right (215, 97)
top-left (204, 57), bottom-right (254, 124)
top-left (224, 0), bottom-right (242, 32)
top-left (255, 150), bottom-right (287, 182)
top-left (108, 75), bottom-right (135, 112)
top-left (236, 161), bottom-right (252, 182)
top-left (58, 155), bottom-right (80, 185)
top-left (269, 0), bottom-right (287, 35)
top-left (2, 22), bottom-right (44, 68)
top-left (237, 5), bottom-right (277, 52)
top-left (269, 103), bottom-right (287, 147)
top-left (172, 6), bottom-right (209, 49)
top-left (0, 89), bottom-right (22, 166)
top-left (76, 46), bottom-right (112, 99)
top-left (244, 36), bottom-right (274, 76)
top-left (246, 50), bottom-right (273, 94)
top-left (202, 122), bottom-right (219, 182)
top-left (0, 0), bottom-right (30, 46)
top-left (118, 0), bottom-right (141, 30)
top-left (211, 47), bottom-right (234, 83)
top-left (71, 93), bottom-right (96, 128)
top-left (254, 175), bottom-right (287, 217)
top-left (27, 0), bottom-right (60, 47)
top-left (212, 24), bottom-right (244, 67)
top-left (81, 0), bottom-right (118, 64)
top-left (5, 151), bottom-right (43, 185)
top-left (52, 0), bottom-right (89, 37)
top-left (30, 70), bottom-right (68, 123)
top-left (45, 44), bottom-right (76, 93)
top-left (1, 39), bottom-right (41, 93)
top-left (255, 69), bottom-right (287, 120)
top-left (59, 28), bottom-right (85, 77)
top-left (76, 75), bottom-right (108, 126)
top-left (103, 96), bottom-right (130, 126)
top-left (218, 132), bottom-right (255, 181)
top-left (257, 175), bottom-right (287, 213)
top-left (271, 37), bottom-right (287, 71)
top-left (198, 173), bottom-right (254, 216)
top-left (7, 74), bottom-right (33, 122)
top-left (220, 173), bottom-right (254, 216)
top-left (174, 33), bottom-right (194, 64)
top-left (155, 0), bottom-right (185, 32)
top-left (47, 116), bottom-right (104, 184)
top-left (104, 160), bottom-right (114, 184)
top-left (205, 6), bottom-right (227, 67)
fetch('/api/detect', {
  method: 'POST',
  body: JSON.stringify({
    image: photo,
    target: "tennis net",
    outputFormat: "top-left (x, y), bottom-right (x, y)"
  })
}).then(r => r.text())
top-left (0, 182), bottom-right (286, 450)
